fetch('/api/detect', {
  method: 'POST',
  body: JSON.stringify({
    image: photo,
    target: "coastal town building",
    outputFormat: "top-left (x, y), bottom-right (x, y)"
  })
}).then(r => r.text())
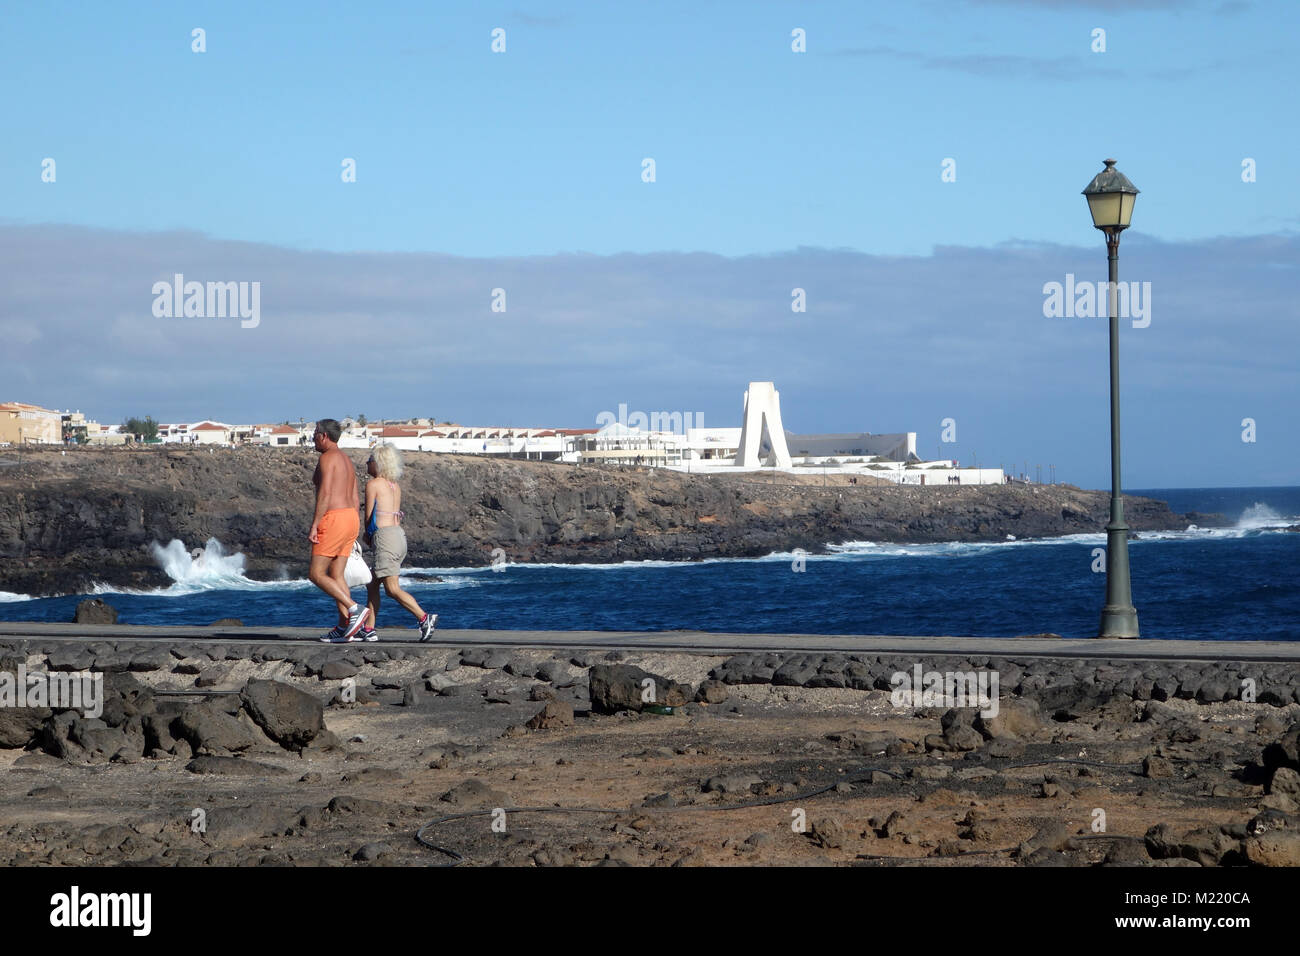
top-left (188, 422), bottom-right (234, 445)
top-left (573, 422), bottom-right (686, 467)
top-left (786, 432), bottom-right (917, 461)
top-left (654, 381), bottom-right (1004, 484)
top-left (337, 423), bottom-right (592, 460)
top-left (59, 410), bottom-right (104, 443)
top-left (684, 427), bottom-right (742, 461)
top-left (87, 424), bottom-right (131, 446)
top-left (0, 401), bottom-right (62, 445)
top-left (34, 380), bottom-right (1005, 484)
top-left (157, 421), bottom-right (311, 445)
top-left (248, 424), bottom-right (303, 446)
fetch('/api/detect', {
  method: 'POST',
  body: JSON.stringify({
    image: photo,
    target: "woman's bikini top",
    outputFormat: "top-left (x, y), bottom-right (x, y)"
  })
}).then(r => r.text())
top-left (367, 477), bottom-right (404, 536)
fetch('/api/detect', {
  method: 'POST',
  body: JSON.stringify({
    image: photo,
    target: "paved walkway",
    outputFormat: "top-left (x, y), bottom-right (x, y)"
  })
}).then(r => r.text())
top-left (1, 622), bottom-right (1297, 662)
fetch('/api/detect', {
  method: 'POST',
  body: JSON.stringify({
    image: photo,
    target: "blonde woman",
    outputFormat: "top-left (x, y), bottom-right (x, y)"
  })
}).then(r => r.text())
top-left (358, 443), bottom-right (437, 641)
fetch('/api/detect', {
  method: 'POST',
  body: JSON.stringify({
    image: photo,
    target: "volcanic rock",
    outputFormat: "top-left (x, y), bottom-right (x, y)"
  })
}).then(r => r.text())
top-left (0, 449), bottom-right (1215, 597)
top-left (695, 680), bottom-right (729, 704)
top-left (185, 755), bottom-right (289, 776)
top-left (1244, 832), bottom-right (1300, 867)
top-left (973, 698), bottom-right (1043, 739)
top-left (320, 660), bottom-right (359, 681)
top-left (173, 700), bottom-right (266, 754)
top-left (0, 707), bottom-right (51, 749)
top-left (589, 663), bottom-right (691, 714)
top-left (240, 679), bottom-right (325, 749)
top-left (73, 599), bottom-right (118, 625)
top-left (526, 700), bottom-right (574, 730)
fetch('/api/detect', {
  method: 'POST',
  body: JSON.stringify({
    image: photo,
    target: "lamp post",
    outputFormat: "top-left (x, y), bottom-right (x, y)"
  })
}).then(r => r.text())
top-left (1083, 158), bottom-right (1140, 638)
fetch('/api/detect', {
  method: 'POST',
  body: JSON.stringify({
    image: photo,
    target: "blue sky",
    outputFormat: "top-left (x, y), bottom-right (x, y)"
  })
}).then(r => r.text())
top-left (1, 0), bottom-right (1297, 488)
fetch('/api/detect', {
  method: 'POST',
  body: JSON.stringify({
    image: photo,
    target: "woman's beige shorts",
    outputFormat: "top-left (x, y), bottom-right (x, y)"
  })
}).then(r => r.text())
top-left (370, 526), bottom-right (408, 579)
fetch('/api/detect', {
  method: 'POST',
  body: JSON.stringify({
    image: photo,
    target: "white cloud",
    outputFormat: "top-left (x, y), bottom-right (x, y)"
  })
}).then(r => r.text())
top-left (1, 223), bottom-right (1296, 486)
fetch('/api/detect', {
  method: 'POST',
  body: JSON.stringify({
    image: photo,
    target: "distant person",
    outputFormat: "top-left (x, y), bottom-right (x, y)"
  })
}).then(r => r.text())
top-left (308, 419), bottom-right (367, 642)
top-left (359, 443), bottom-right (437, 641)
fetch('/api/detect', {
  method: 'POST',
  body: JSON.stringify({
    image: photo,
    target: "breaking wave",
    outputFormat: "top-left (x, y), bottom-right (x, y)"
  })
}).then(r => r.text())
top-left (822, 534), bottom-right (1104, 560)
top-left (1237, 503), bottom-right (1292, 529)
top-left (152, 538), bottom-right (248, 586)
top-left (92, 538), bottom-right (311, 597)
top-left (1131, 504), bottom-right (1295, 543)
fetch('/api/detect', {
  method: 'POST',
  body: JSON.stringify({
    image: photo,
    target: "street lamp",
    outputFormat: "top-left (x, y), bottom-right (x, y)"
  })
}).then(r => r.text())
top-left (1082, 158), bottom-right (1140, 638)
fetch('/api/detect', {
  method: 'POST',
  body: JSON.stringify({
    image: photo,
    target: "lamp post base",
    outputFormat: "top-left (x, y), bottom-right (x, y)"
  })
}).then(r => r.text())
top-left (1099, 604), bottom-right (1140, 639)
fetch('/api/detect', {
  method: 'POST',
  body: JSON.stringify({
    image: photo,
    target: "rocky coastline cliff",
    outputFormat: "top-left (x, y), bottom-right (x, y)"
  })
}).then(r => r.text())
top-left (0, 447), bottom-right (1220, 597)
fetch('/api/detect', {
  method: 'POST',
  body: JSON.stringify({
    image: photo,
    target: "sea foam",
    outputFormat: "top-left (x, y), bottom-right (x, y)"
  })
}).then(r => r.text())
top-left (93, 538), bottom-right (310, 597)
top-left (1237, 503), bottom-right (1292, 529)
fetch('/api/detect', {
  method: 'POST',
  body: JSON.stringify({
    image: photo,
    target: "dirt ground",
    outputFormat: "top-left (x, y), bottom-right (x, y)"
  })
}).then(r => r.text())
top-left (1, 646), bottom-right (1291, 867)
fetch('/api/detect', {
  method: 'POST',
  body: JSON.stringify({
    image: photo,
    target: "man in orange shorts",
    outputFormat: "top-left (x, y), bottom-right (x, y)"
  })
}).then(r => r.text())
top-left (307, 419), bottom-right (367, 642)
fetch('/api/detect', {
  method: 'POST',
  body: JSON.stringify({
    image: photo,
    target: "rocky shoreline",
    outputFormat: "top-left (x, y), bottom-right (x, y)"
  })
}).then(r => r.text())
top-left (0, 447), bottom-right (1221, 597)
top-left (1, 634), bottom-right (1297, 867)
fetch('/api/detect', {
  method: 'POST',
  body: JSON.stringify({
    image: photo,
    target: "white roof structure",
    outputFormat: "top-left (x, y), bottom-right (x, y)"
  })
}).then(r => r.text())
top-left (594, 421), bottom-right (644, 438)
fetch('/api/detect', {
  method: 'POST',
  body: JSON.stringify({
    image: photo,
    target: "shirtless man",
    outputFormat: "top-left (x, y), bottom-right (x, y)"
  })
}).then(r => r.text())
top-left (307, 419), bottom-right (367, 642)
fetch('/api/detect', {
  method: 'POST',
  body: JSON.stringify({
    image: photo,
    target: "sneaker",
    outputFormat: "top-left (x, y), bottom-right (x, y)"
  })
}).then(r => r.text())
top-left (319, 625), bottom-right (348, 643)
top-left (359, 627), bottom-right (379, 642)
top-left (417, 613), bottom-right (438, 642)
top-left (342, 603), bottom-right (368, 640)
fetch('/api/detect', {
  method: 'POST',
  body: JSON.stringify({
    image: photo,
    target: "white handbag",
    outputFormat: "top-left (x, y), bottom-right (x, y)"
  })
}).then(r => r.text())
top-left (344, 540), bottom-right (373, 587)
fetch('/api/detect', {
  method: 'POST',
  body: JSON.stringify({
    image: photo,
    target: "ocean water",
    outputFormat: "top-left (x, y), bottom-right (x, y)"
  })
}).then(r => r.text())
top-left (1, 487), bottom-right (1297, 641)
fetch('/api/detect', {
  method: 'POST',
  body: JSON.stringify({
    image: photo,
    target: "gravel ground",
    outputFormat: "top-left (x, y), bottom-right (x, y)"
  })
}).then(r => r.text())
top-left (2, 639), bottom-right (1298, 867)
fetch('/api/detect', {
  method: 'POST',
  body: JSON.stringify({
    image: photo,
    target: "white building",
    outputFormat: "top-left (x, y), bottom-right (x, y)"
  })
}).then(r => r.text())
top-left (188, 421), bottom-right (233, 445)
top-left (247, 423), bottom-right (302, 446)
top-left (340, 423), bottom-right (594, 461)
top-left (138, 381), bottom-right (1007, 486)
top-left (663, 382), bottom-right (1004, 485)
top-left (573, 422), bottom-right (685, 467)
top-left (87, 424), bottom-right (132, 446)
top-left (684, 427), bottom-right (742, 462)
top-left (157, 423), bottom-right (191, 443)
top-left (786, 432), bottom-right (917, 461)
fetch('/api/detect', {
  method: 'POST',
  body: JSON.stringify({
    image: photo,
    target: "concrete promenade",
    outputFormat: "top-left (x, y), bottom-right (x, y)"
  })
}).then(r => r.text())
top-left (1, 622), bottom-right (1297, 663)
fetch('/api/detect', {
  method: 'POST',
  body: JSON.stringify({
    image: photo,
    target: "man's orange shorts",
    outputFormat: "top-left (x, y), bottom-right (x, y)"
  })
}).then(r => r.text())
top-left (312, 508), bottom-right (360, 558)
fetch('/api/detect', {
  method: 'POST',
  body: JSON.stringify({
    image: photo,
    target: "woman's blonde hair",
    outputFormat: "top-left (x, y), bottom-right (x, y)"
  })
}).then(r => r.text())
top-left (370, 442), bottom-right (403, 481)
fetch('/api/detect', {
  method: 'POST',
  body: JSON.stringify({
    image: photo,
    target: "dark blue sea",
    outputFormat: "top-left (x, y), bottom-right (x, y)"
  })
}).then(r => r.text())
top-left (2, 487), bottom-right (1297, 641)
